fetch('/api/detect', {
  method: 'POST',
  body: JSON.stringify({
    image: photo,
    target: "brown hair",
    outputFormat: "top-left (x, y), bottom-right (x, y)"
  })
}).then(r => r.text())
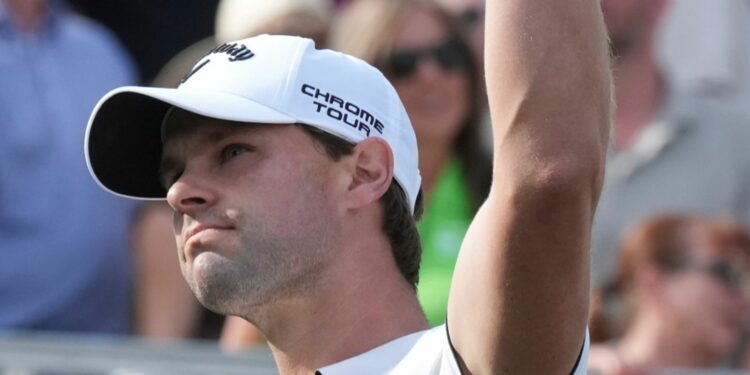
top-left (590, 214), bottom-right (750, 342)
top-left (298, 125), bottom-right (425, 289)
top-left (329, 0), bottom-right (490, 211)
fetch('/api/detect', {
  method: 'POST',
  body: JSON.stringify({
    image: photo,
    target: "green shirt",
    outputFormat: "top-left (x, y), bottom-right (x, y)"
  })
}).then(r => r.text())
top-left (417, 158), bottom-right (473, 326)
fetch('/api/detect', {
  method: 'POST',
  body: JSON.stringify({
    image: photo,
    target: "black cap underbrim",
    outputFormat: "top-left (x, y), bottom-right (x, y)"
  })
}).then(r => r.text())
top-left (87, 91), bottom-right (170, 199)
top-left (85, 86), bottom-right (297, 200)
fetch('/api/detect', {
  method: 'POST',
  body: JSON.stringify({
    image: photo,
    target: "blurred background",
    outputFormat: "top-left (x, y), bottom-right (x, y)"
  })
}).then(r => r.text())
top-left (1, 0), bottom-right (750, 373)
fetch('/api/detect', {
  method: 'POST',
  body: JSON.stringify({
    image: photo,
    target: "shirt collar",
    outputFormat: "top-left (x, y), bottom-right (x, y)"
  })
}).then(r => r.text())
top-left (316, 329), bottom-right (429, 375)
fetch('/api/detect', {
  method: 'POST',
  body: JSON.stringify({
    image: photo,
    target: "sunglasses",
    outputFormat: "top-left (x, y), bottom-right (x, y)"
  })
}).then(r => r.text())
top-left (459, 7), bottom-right (484, 29)
top-left (385, 38), bottom-right (469, 79)
top-left (685, 259), bottom-right (749, 294)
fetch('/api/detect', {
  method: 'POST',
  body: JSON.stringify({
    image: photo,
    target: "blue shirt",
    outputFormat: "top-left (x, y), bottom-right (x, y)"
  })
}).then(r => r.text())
top-left (0, 1), bottom-right (137, 333)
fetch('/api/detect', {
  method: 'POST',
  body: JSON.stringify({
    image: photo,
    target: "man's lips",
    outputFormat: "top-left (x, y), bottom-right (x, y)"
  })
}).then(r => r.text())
top-left (183, 224), bottom-right (232, 245)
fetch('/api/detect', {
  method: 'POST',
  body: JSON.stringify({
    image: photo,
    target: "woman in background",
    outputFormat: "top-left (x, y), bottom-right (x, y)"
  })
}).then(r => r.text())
top-left (588, 215), bottom-right (750, 375)
top-left (329, 0), bottom-right (491, 326)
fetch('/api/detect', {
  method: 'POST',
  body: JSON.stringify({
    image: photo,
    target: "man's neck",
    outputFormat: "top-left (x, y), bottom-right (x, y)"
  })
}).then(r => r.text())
top-left (612, 48), bottom-right (664, 152)
top-left (250, 232), bottom-right (429, 374)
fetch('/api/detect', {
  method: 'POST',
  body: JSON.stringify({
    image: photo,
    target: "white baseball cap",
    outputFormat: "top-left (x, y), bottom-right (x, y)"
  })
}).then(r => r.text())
top-left (85, 34), bottom-right (422, 213)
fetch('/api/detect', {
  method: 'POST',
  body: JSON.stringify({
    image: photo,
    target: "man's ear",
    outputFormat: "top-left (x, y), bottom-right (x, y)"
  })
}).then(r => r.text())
top-left (343, 138), bottom-right (394, 211)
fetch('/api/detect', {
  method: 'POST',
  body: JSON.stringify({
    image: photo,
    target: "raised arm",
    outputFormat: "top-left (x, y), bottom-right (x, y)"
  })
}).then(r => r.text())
top-left (447, 0), bottom-right (612, 373)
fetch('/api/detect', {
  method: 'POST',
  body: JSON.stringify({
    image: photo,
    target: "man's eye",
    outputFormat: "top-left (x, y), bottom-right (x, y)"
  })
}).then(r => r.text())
top-left (221, 144), bottom-right (250, 161)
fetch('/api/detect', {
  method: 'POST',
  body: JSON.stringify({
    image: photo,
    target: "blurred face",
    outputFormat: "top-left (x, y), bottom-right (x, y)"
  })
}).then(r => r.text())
top-left (160, 111), bottom-right (339, 316)
top-left (386, 8), bottom-right (471, 148)
top-left (434, 0), bottom-right (485, 63)
top-left (3, 0), bottom-right (47, 31)
top-left (660, 251), bottom-right (749, 364)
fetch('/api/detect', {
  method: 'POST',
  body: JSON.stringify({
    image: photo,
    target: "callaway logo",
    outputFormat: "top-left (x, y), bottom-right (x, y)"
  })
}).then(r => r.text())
top-left (180, 43), bottom-right (255, 84)
top-left (208, 43), bottom-right (255, 62)
top-left (301, 83), bottom-right (386, 137)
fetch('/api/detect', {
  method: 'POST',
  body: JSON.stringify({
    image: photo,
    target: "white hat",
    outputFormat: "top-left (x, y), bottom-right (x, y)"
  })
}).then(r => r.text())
top-left (85, 35), bottom-right (421, 213)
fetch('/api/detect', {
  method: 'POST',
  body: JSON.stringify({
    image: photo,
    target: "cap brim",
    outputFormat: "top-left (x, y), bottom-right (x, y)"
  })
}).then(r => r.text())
top-left (85, 86), bottom-right (296, 199)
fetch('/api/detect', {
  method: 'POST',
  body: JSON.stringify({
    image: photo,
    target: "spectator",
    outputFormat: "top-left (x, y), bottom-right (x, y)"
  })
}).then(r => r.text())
top-left (657, 0), bottom-right (750, 111)
top-left (591, 0), bottom-right (750, 288)
top-left (0, 0), bottom-right (136, 333)
top-left (588, 215), bottom-right (750, 374)
top-left (432, 0), bottom-right (493, 155)
top-left (152, 0), bottom-right (331, 89)
top-left (214, 0), bottom-right (330, 46)
top-left (67, 0), bottom-right (217, 83)
top-left (329, 0), bottom-right (491, 327)
top-left (433, 0), bottom-right (484, 68)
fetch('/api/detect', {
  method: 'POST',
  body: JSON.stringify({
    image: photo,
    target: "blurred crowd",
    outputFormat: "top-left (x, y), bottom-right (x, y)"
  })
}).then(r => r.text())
top-left (2, 0), bottom-right (750, 373)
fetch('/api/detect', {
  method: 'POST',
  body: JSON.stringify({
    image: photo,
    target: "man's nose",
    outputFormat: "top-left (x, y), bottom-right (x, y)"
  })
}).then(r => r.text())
top-left (166, 172), bottom-right (217, 216)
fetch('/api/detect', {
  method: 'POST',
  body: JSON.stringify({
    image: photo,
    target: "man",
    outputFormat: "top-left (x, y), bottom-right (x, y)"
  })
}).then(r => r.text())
top-left (85, 0), bottom-right (612, 373)
top-left (130, 0), bottom-right (334, 343)
top-left (592, 0), bottom-right (750, 289)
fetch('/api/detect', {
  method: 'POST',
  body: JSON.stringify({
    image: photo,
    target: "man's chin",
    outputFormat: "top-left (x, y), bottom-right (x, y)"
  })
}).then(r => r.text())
top-left (185, 267), bottom-right (241, 315)
top-left (189, 271), bottom-right (269, 317)
top-left (191, 281), bottom-right (238, 316)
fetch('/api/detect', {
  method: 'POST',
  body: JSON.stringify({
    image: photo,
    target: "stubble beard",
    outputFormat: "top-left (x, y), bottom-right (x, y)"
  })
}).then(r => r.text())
top-left (182, 200), bottom-right (337, 322)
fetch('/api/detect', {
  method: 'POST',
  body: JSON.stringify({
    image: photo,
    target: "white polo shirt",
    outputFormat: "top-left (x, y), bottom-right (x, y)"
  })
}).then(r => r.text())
top-left (316, 325), bottom-right (589, 374)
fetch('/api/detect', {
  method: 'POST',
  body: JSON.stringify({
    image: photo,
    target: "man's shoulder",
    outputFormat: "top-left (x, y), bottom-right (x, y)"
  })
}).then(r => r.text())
top-left (317, 325), bottom-right (590, 374)
top-left (390, 325), bottom-right (461, 374)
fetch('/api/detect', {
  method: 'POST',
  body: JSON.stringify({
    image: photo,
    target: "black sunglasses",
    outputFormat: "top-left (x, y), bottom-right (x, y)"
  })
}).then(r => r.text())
top-left (685, 259), bottom-right (748, 293)
top-left (385, 38), bottom-right (469, 79)
top-left (459, 7), bottom-right (484, 29)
